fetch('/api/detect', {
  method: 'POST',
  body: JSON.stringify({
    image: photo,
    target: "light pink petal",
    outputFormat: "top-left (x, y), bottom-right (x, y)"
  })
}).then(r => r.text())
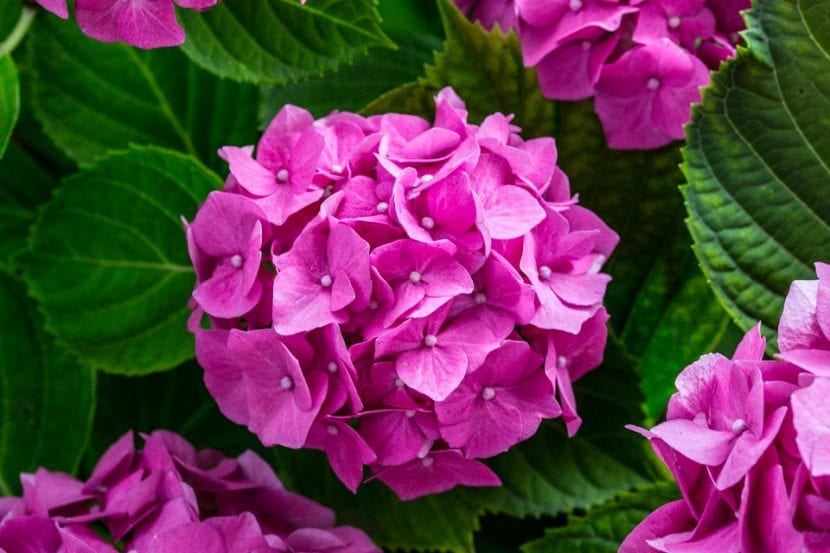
top-left (715, 406), bottom-right (787, 489)
top-left (619, 500), bottom-right (696, 553)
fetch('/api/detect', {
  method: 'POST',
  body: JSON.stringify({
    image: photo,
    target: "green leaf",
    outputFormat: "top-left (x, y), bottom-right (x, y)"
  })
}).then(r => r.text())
top-left (24, 146), bottom-right (221, 375)
top-left (0, 271), bottom-right (95, 495)
top-left (178, 0), bottom-right (393, 85)
top-left (0, 54), bottom-right (19, 157)
top-left (521, 482), bottom-right (680, 553)
top-left (0, 1), bottom-right (21, 42)
top-left (363, 0), bottom-right (555, 139)
top-left (0, 142), bottom-right (57, 269)
top-left (28, 14), bottom-right (259, 171)
top-left (273, 448), bottom-right (484, 553)
top-left (84, 362), bottom-right (262, 469)
top-left (682, 0), bottom-right (830, 348)
top-left (260, 31), bottom-right (440, 121)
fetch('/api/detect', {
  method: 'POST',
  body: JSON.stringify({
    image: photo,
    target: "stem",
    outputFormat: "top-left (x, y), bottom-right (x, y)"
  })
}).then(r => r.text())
top-left (0, 6), bottom-right (36, 58)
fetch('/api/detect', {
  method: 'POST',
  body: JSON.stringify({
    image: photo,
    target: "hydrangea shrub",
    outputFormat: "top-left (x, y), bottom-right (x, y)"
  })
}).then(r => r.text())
top-left (456, 0), bottom-right (750, 149)
top-left (186, 87), bottom-right (618, 499)
top-left (0, 430), bottom-right (379, 552)
top-left (621, 263), bottom-right (830, 551)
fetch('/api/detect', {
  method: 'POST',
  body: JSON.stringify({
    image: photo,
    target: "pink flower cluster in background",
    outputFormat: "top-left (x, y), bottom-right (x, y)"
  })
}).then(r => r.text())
top-left (187, 88), bottom-right (618, 499)
top-left (0, 430), bottom-right (379, 553)
top-left (456, 0), bottom-right (750, 150)
top-left (621, 263), bottom-right (830, 552)
top-left (34, 0), bottom-right (219, 49)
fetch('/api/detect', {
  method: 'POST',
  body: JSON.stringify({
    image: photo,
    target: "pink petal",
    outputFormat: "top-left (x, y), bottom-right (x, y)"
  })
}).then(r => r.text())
top-left (791, 378), bottom-right (830, 477)
top-left (649, 419), bottom-right (735, 465)
top-left (483, 185), bottom-right (546, 240)
top-left (397, 345), bottom-right (468, 401)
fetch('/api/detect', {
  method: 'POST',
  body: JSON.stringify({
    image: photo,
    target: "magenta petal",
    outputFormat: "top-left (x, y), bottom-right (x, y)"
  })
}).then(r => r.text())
top-left (715, 406), bottom-right (787, 489)
top-left (483, 185), bottom-right (546, 240)
top-left (397, 345), bottom-right (468, 401)
top-left (792, 378), bottom-right (830, 477)
top-left (222, 147), bottom-right (277, 196)
top-left (649, 419), bottom-right (735, 465)
top-left (272, 267), bottom-right (340, 335)
top-left (620, 500), bottom-right (697, 553)
top-left (375, 450), bottom-right (500, 500)
top-left (35, 0), bottom-right (69, 18)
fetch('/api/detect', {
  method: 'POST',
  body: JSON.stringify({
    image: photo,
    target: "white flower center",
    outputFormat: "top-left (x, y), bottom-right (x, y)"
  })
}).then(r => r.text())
top-left (557, 355), bottom-right (569, 369)
top-left (394, 377), bottom-right (405, 388)
top-left (327, 362), bottom-right (338, 374)
top-left (421, 216), bottom-right (435, 230)
top-left (230, 254), bottom-right (243, 268)
top-left (569, 0), bottom-right (583, 10)
top-left (419, 174), bottom-right (434, 186)
top-left (581, 40), bottom-right (592, 51)
top-left (731, 418), bottom-right (748, 433)
top-left (320, 274), bottom-right (333, 287)
top-left (421, 456), bottom-right (434, 467)
top-left (369, 300), bottom-right (379, 310)
top-left (405, 409), bottom-right (416, 418)
top-left (668, 15), bottom-right (681, 29)
top-left (331, 164), bottom-right (343, 174)
top-left (280, 376), bottom-right (294, 390)
top-left (539, 265), bottom-right (553, 280)
top-left (276, 169), bottom-right (289, 183)
top-left (424, 334), bottom-right (438, 347)
top-left (376, 201), bottom-right (389, 213)
top-left (482, 387), bottom-right (496, 401)
top-left (327, 424), bottom-right (339, 436)
top-left (409, 271), bottom-right (422, 283)
top-left (647, 77), bottom-right (661, 90)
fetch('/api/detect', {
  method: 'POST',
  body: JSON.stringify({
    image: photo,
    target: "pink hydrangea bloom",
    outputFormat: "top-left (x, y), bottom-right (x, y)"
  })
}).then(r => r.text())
top-left (457, 0), bottom-right (748, 150)
top-left (188, 88), bottom-right (618, 500)
top-left (0, 431), bottom-right (379, 553)
top-left (34, 0), bottom-right (219, 49)
top-left (622, 262), bottom-right (830, 551)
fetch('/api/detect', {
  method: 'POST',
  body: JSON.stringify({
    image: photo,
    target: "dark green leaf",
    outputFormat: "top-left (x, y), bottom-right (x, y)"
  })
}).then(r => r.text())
top-left (0, 271), bottom-right (95, 495)
top-left (260, 31), bottom-right (440, 121)
top-left (363, 0), bottom-right (555, 139)
top-left (28, 15), bottom-right (259, 171)
top-left (683, 0), bottom-right (830, 348)
top-left (84, 362), bottom-right (261, 469)
top-left (0, 54), bottom-right (19, 157)
top-left (0, 142), bottom-right (57, 269)
top-left (273, 448), bottom-right (484, 553)
top-left (521, 482), bottom-right (680, 553)
top-left (24, 146), bottom-right (221, 375)
top-left (179, 0), bottom-right (393, 85)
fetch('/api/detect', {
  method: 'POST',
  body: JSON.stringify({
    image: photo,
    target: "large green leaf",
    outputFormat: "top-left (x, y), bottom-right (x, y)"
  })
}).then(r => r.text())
top-left (178, 0), bottom-right (393, 85)
top-left (0, 271), bottom-right (95, 495)
top-left (0, 143), bottom-right (57, 269)
top-left (260, 31), bottom-right (441, 121)
top-left (683, 0), bottom-right (830, 348)
top-left (521, 482), bottom-right (680, 553)
top-left (28, 14), bottom-right (258, 171)
top-left (24, 146), bottom-right (221, 375)
top-left (84, 362), bottom-right (262, 470)
top-left (363, 0), bottom-right (555, 139)
top-left (0, 54), bottom-right (18, 157)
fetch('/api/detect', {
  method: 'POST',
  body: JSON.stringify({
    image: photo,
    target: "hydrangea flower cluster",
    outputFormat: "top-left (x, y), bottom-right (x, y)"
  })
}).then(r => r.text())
top-left (34, 0), bottom-right (219, 49)
top-left (0, 430), bottom-right (379, 553)
top-left (187, 88), bottom-right (618, 499)
top-left (455, 0), bottom-right (750, 150)
top-left (621, 263), bottom-right (830, 552)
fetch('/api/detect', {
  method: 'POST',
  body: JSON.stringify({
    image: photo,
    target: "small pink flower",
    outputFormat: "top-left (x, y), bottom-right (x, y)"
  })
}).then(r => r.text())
top-left (594, 38), bottom-right (710, 149)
